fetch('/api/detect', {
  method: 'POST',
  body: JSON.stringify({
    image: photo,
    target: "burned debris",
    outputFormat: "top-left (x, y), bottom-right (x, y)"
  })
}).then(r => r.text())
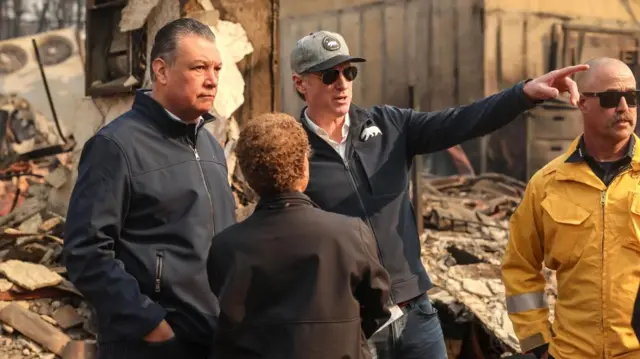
top-left (0, 83), bottom-right (93, 358)
top-left (0, 200), bottom-right (96, 359)
top-left (420, 174), bottom-right (557, 358)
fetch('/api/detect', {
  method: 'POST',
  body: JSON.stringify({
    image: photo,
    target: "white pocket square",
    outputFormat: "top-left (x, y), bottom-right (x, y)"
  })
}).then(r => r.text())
top-left (361, 126), bottom-right (382, 141)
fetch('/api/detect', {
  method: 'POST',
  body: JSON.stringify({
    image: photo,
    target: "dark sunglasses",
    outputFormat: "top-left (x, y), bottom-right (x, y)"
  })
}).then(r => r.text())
top-left (310, 66), bottom-right (358, 85)
top-left (582, 90), bottom-right (640, 108)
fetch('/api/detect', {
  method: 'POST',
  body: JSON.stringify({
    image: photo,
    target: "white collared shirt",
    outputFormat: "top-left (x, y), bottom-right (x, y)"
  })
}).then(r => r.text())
top-left (165, 108), bottom-right (203, 127)
top-left (304, 109), bottom-right (350, 160)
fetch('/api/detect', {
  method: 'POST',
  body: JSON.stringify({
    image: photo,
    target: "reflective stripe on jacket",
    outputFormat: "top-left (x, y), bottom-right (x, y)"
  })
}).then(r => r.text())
top-left (502, 134), bottom-right (640, 359)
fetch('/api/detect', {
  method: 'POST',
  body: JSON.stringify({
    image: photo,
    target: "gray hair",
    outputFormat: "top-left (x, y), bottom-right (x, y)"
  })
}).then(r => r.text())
top-left (149, 18), bottom-right (216, 81)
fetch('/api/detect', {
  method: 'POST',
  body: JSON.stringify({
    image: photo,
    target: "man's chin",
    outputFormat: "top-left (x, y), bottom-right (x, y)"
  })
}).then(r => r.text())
top-left (197, 96), bottom-right (215, 105)
top-left (195, 102), bottom-right (214, 113)
top-left (331, 103), bottom-right (351, 117)
top-left (609, 128), bottom-right (635, 141)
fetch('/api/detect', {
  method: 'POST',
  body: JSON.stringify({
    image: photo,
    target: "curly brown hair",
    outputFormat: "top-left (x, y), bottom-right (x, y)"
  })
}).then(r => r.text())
top-left (236, 112), bottom-right (311, 197)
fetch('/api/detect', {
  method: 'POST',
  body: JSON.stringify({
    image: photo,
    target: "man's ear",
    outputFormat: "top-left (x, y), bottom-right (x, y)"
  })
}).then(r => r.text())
top-left (152, 58), bottom-right (169, 85)
top-left (577, 96), bottom-right (588, 112)
top-left (292, 73), bottom-right (306, 95)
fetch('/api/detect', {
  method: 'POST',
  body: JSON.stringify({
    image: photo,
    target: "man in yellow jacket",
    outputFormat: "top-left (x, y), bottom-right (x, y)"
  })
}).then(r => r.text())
top-left (502, 57), bottom-right (640, 359)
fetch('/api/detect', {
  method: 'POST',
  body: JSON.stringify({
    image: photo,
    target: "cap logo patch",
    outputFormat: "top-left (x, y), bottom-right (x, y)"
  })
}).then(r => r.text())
top-left (322, 36), bottom-right (341, 51)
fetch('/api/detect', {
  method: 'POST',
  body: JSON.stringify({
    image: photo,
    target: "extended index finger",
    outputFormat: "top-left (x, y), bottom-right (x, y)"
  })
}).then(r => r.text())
top-left (548, 64), bottom-right (590, 79)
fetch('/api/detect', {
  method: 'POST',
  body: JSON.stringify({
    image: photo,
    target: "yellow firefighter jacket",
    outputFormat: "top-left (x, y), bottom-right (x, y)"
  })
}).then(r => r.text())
top-left (502, 134), bottom-right (640, 359)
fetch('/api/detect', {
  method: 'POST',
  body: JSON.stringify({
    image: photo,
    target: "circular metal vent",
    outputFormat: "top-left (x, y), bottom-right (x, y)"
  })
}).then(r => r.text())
top-left (0, 44), bottom-right (28, 75)
top-left (38, 35), bottom-right (73, 66)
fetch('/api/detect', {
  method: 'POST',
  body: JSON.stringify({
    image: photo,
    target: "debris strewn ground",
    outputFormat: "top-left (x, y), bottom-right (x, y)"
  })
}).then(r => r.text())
top-left (0, 196), bottom-right (97, 359)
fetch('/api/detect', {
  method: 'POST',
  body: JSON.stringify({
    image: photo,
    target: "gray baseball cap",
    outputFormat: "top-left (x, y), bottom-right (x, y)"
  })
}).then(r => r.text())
top-left (290, 30), bottom-right (366, 74)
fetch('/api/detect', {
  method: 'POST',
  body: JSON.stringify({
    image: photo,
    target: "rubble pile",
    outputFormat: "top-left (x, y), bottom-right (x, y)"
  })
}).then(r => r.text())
top-left (0, 191), bottom-right (97, 359)
top-left (419, 174), bottom-right (557, 357)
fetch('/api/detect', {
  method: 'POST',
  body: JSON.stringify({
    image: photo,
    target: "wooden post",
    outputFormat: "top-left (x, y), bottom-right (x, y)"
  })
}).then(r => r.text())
top-left (409, 85), bottom-right (423, 235)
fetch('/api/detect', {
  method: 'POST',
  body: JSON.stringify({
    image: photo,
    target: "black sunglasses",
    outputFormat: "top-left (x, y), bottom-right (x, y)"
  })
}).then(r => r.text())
top-left (310, 66), bottom-right (358, 85)
top-left (582, 90), bottom-right (640, 108)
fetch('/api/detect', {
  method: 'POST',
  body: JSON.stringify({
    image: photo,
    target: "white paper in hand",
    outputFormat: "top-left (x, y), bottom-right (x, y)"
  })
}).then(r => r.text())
top-left (373, 305), bottom-right (404, 335)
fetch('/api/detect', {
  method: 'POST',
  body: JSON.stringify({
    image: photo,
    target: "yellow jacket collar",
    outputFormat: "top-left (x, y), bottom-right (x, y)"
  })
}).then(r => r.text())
top-left (551, 134), bottom-right (640, 188)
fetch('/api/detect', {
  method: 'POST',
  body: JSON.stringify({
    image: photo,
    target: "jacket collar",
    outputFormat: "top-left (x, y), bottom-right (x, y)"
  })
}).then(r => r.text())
top-left (554, 133), bottom-right (640, 189)
top-left (298, 104), bottom-right (372, 132)
top-left (132, 89), bottom-right (216, 138)
top-left (565, 134), bottom-right (635, 164)
top-left (255, 191), bottom-right (319, 211)
top-left (303, 108), bottom-right (351, 144)
top-left (298, 104), bottom-right (377, 150)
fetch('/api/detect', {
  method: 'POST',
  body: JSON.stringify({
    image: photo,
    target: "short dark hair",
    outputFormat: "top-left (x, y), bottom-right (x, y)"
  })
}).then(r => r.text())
top-left (149, 18), bottom-right (216, 81)
top-left (236, 113), bottom-right (310, 197)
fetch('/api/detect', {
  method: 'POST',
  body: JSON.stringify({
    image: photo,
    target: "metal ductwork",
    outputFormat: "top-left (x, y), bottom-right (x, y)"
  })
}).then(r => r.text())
top-left (0, 44), bottom-right (28, 74)
top-left (37, 35), bottom-right (74, 66)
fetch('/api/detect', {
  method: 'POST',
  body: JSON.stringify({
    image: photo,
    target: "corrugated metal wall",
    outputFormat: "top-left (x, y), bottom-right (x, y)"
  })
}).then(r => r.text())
top-left (278, 0), bottom-right (486, 119)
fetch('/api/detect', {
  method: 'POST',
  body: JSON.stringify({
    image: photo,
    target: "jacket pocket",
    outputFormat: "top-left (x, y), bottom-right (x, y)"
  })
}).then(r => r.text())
top-left (154, 250), bottom-right (164, 296)
top-left (540, 194), bottom-right (592, 266)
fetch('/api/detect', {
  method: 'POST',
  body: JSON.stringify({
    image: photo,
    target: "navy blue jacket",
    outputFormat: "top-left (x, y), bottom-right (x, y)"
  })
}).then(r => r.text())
top-left (302, 81), bottom-right (537, 304)
top-left (63, 91), bottom-right (237, 345)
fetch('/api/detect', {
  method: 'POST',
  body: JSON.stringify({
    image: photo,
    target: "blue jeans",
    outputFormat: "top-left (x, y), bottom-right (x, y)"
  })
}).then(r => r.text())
top-left (368, 293), bottom-right (447, 359)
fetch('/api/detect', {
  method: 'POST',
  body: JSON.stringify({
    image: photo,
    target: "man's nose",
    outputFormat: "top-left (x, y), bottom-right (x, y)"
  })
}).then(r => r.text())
top-left (617, 96), bottom-right (630, 112)
top-left (334, 72), bottom-right (348, 90)
top-left (204, 69), bottom-right (218, 87)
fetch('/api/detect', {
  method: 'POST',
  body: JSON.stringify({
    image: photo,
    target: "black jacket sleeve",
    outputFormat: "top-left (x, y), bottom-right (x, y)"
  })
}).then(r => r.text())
top-left (380, 81), bottom-right (538, 158)
top-left (207, 233), bottom-right (230, 297)
top-left (354, 219), bottom-right (392, 338)
top-left (62, 134), bottom-right (166, 340)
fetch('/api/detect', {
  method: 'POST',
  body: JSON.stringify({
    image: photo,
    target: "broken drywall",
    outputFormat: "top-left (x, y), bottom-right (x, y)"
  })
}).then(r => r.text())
top-left (197, 0), bottom-right (214, 11)
top-left (209, 21), bottom-right (254, 120)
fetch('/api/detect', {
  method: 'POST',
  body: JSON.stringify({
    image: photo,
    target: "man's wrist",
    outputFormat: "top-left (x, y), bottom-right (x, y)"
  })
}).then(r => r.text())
top-left (144, 319), bottom-right (174, 341)
top-left (521, 79), bottom-right (544, 105)
top-left (136, 300), bottom-right (168, 340)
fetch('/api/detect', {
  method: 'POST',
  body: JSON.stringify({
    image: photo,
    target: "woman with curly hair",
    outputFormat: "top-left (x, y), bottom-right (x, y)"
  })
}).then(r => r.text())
top-left (207, 112), bottom-right (391, 359)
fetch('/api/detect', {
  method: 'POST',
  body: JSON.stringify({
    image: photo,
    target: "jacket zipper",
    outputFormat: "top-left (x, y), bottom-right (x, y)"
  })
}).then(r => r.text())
top-left (344, 151), bottom-right (395, 304)
top-left (306, 121), bottom-right (395, 303)
top-left (600, 188), bottom-right (606, 357)
top-left (155, 251), bottom-right (164, 294)
top-left (599, 165), bottom-right (631, 357)
top-left (191, 144), bottom-right (215, 233)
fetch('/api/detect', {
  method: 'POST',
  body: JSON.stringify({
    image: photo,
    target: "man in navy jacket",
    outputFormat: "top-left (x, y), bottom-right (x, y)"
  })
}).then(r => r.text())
top-left (63, 19), bottom-right (236, 359)
top-left (289, 30), bottom-right (588, 358)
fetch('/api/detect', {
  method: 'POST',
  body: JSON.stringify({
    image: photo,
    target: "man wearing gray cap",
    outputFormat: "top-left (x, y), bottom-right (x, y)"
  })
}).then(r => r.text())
top-left (289, 30), bottom-right (588, 359)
